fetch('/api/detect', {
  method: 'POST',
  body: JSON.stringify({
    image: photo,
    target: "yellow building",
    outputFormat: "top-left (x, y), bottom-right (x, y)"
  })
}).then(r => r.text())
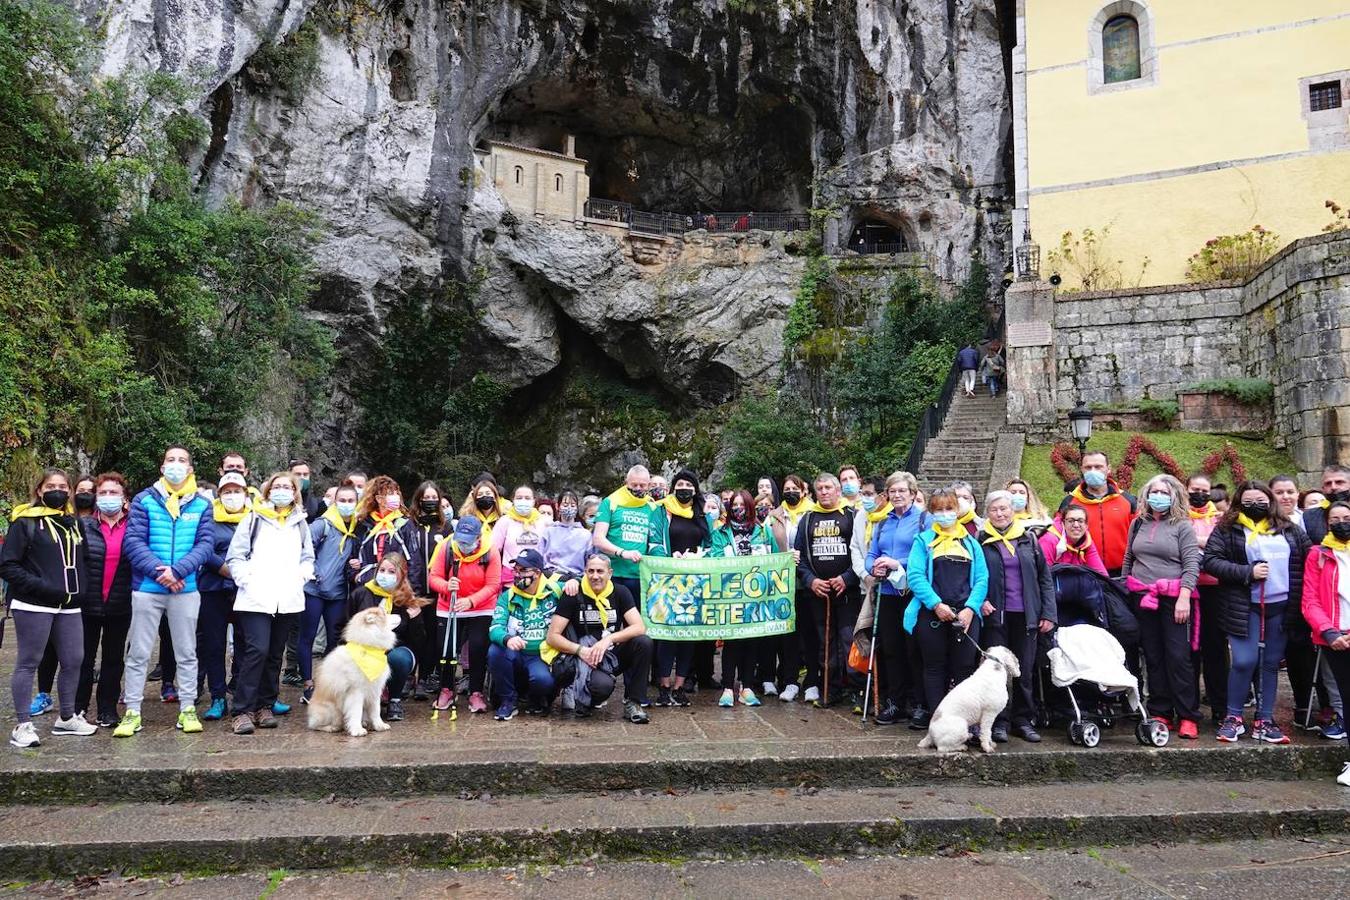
top-left (475, 135), bottom-right (590, 222)
top-left (1013, 1), bottom-right (1350, 286)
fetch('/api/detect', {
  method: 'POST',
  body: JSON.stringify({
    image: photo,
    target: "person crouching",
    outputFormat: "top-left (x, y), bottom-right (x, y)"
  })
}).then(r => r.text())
top-left (546, 552), bottom-right (653, 723)
top-left (487, 549), bottom-right (561, 721)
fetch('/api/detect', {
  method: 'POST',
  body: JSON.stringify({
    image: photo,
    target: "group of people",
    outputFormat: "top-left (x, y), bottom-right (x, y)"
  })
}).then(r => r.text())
top-left (4, 445), bottom-right (1350, 786)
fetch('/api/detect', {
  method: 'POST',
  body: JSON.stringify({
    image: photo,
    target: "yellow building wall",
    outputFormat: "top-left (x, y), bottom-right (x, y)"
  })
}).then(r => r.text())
top-left (1023, 1), bottom-right (1350, 285)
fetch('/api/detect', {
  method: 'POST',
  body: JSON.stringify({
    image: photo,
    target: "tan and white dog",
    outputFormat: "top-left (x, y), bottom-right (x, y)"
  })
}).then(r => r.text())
top-left (918, 644), bottom-right (1020, 753)
top-left (307, 605), bottom-right (398, 737)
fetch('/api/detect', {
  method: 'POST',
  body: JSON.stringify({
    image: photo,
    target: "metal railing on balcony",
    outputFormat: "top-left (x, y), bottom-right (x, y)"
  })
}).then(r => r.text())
top-left (582, 199), bottom-right (810, 236)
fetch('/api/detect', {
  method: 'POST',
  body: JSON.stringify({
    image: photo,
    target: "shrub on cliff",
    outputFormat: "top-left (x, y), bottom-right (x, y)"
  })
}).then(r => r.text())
top-left (1184, 225), bottom-right (1280, 283)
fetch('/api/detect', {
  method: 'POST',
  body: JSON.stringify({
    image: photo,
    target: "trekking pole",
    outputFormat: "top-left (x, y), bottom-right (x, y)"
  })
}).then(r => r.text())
top-left (862, 584), bottom-right (879, 723)
top-left (1254, 576), bottom-right (1266, 735)
top-left (1304, 646), bottom-right (1323, 731)
top-left (822, 585), bottom-right (831, 708)
top-left (431, 558), bottom-right (460, 722)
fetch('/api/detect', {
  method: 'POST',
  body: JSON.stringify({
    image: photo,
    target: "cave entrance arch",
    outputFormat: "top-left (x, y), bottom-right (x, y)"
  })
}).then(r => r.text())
top-left (848, 218), bottom-right (909, 254)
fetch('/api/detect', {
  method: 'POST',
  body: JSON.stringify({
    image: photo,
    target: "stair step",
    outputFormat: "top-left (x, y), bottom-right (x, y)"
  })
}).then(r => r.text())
top-left (4, 778), bottom-right (1345, 878)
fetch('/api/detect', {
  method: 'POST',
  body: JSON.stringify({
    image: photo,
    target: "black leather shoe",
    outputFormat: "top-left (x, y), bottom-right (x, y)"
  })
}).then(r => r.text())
top-left (991, 725), bottom-right (1009, 744)
top-left (874, 702), bottom-right (902, 725)
top-left (1015, 723), bottom-right (1042, 743)
top-left (908, 707), bottom-right (931, 730)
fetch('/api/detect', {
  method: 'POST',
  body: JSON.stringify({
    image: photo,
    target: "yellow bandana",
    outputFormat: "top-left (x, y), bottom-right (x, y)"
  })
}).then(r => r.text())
top-left (157, 474), bottom-right (199, 519)
top-left (662, 496), bottom-right (694, 519)
top-left (580, 578), bottom-right (614, 630)
top-left (811, 500), bottom-right (844, 514)
top-left (213, 498), bottom-right (250, 524)
top-left (365, 579), bottom-right (396, 614)
top-left (345, 642), bottom-right (389, 682)
top-left (453, 539), bottom-right (489, 565)
top-left (957, 509), bottom-right (977, 528)
top-left (12, 504), bottom-right (68, 519)
top-left (368, 509), bottom-right (407, 539)
top-left (928, 524), bottom-right (972, 561)
top-left (780, 497), bottom-right (809, 518)
top-left (1188, 502), bottom-right (1218, 521)
top-left (1323, 533), bottom-right (1350, 553)
top-left (510, 581), bottom-right (550, 611)
top-left (981, 519), bottom-right (1027, 556)
top-left (251, 502), bottom-right (295, 525)
top-left (505, 505), bottom-right (540, 526)
top-left (607, 486), bottom-right (649, 509)
top-left (1237, 513), bottom-right (1274, 544)
top-left (322, 504), bottom-right (357, 554)
top-left (862, 505), bottom-right (889, 548)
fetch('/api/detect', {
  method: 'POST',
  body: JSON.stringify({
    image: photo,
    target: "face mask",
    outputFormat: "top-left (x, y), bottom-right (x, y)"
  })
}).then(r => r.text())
top-left (475, 495), bottom-right (496, 513)
top-left (383, 495), bottom-right (401, 511)
top-left (648, 487), bottom-right (666, 500)
top-left (41, 489), bottom-right (69, 510)
top-left (1146, 493), bottom-right (1173, 512)
top-left (270, 489), bottom-right (295, 507)
top-left (336, 501), bottom-right (356, 518)
top-left (298, 477), bottom-right (311, 492)
top-left (74, 492), bottom-right (95, 511)
top-left (1330, 489), bottom-right (1350, 504)
top-left (1009, 494), bottom-right (1027, 512)
top-left (934, 511), bottom-right (958, 528)
top-left (559, 506), bottom-right (577, 523)
top-left (957, 498), bottom-right (974, 516)
top-left (375, 572), bottom-right (398, 591)
top-left (162, 462), bottom-right (189, 485)
top-left (783, 490), bottom-right (802, 505)
top-left (1188, 491), bottom-right (1210, 509)
top-left (756, 507), bottom-right (772, 523)
top-left (419, 499), bottom-right (440, 514)
top-left (513, 573), bottom-right (536, 591)
top-left (730, 507), bottom-right (749, 523)
top-left (1239, 501), bottom-right (1269, 520)
top-left (96, 497), bottom-right (123, 515)
top-left (221, 493), bottom-right (246, 513)
top-left (673, 488), bottom-right (695, 504)
top-left (841, 482), bottom-right (859, 498)
top-left (513, 499), bottom-right (535, 516)
top-left (628, 487), bottom-right (647, 499)
top-left (1082, 470), bottom-right (1107, 489)
top-left (861, 495), bottom-right (877, 512)
top-left (1331, 522), bottom-right (1350, 541)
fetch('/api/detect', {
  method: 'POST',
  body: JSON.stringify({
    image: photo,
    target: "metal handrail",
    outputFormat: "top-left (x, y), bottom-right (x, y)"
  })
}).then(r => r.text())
top-left (582, 199), bottom-right (809, 235)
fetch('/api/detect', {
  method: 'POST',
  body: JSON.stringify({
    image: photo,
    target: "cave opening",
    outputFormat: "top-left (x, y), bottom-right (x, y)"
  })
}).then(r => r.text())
top-left (481, 76), bottom-right (814, 214)
top-left (844, 206), bottom-right (913, 254)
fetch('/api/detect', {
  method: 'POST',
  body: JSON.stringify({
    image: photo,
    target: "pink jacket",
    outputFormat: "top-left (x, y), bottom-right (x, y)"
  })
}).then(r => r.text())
top-left (1188, 510), bottom-right (1219, 586)
top-left (1303, 546), bottom-right (1346, 647)
top-left (1039, 527), bottom-right (1109, 577)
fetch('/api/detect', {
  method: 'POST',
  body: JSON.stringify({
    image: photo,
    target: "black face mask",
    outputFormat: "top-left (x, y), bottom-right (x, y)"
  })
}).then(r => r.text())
top-left (673, 488), bottom-right (695, 504)
top-left (756, 507), bottom-right (771, 522)
top-left (419, 499), bottom-right (440, 514)
top-left (1240, 502), bottom-right (1270, 521)
top-left (513, 573), bottom-right (536, 591)
top-left (74, 492), bottom-right (95, 511)
top-left (42, 490), bottom-right (69, 510)
top-left (783, 491), bottom-right (802, 505)
top-left (1331, 522), bottom-right (1350, 541)
top-left (730, 507), bottom-right (749, 523)
top-left (1330, 490), bottom-right (1350, 504)
top-left (475, 495), bottom-right (496, 513)
top-left (1188, 491), bottom-right (1210, 509)
top-left (648, 487), bottom-right (666, 500)
top-left (628, 487), bottom-right (647, 499)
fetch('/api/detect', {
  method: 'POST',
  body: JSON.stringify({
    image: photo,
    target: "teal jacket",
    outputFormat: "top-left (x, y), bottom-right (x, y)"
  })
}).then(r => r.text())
top-left (903, 526), bottom-right (989, 634)
top-left (709, 522), bottom-right (779, 557)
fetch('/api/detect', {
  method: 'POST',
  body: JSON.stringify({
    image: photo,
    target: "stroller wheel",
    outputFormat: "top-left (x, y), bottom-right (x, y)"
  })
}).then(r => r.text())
top-left (1136, 718), bottom-right (1170, 747)
top-left (1079, 721), bottom-right (1101, 748)
top-left (1068, 722), bottom-right (1084, 745)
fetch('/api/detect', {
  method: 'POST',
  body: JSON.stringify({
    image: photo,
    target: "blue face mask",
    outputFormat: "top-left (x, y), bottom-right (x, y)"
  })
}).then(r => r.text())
top-left (841, 481), bottom-right (859, 498)
top-left (1010, 494), bottom-right (1028, 512)
top-left (269, 489), bottom-right (294, 507)
top-left (336, 501), bottom-right (356, 518)
top-left (513, 499), bottom-right (535, 517)
top-left (1082, 470), bottom-right (1107, 488)
top-left (162, 462), bottom-right (189, 485)
top-left (1147, 493), bottom-right (1173, 512)
top-left (375, 572), bottom-right (398, 590)
top-left (861, 495), bottom-right (877, 512)
top-left (934, 512), bottom-right (959, 528)
top-left (96, 497), bottom-right (123, 515)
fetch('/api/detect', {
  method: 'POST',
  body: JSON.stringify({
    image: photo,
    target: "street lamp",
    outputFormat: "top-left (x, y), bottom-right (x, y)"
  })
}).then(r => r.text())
top-left (1068, 400), bottom-right (1094, 455)
top-left (1015, 227), bottom-right (1040, 281)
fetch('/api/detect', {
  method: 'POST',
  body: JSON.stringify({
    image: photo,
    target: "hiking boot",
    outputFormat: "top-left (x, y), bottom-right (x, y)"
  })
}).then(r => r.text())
top-left (468, 692), bottom-right (488, 714)
top-left (624, 700), bottom-right (649, 724)
top-left (654, 687), bottom-right (673, 707)
top-left (1216, 715), bottom-right (1245, 742)
top-left (779, 684), bottom-right (799, 702)
top-left (494, 702), bottom-right (517, 721)
top-left (254, 708), bottom-right (277, 729)
top-left (160, 683), bottom-right (178, 704)
top-left (113, 710), bottom-right (142, 738)
top-left (670, 687), bottom-right (691, 707)
top-left (232, 713), bottom-right (255, 735)
top-left (202, 698), bottom-right (228, 721)
top-left (176, 708), bottom-right (203, 734)
top-left (909, 707), bottom-right (931, 730)
top-left (738, 688), bottom-right (762, 707)
top-left (385, 699), bottom-right (404, 722)
top-left (29, 692), bottom-right (52, 717)
top-left (1252, 720), bottom-right (1289, 744)
top-left (9, 722), bottom-right (40, 748)
top-left (52, 713), bottom-right (97, 736)
top-left (433, 688), bottom-right (454, 711)
top-left (1322, 715), bottom-right (1347, 740)
top-left (874, 701), bottom-right (902, 726)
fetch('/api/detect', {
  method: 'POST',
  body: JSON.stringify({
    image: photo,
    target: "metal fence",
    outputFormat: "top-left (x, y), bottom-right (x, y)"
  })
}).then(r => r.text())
top-left (583, 199), bottom-right (810, 236)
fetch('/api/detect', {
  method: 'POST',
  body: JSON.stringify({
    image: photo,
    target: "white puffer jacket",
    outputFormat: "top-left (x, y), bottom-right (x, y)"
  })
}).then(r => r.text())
top-left (226, 506), bottom-right (315, 615)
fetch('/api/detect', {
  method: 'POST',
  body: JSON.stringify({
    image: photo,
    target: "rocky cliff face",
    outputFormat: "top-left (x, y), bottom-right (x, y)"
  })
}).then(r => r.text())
top-left (88, 0), bottom-right (1011, 486)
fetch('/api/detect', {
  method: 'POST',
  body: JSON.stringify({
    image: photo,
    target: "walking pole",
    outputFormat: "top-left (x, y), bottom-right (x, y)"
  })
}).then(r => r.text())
top-left (431, 557), bottom-right (460, 722)
top-left (1253, 577), bottom-right (1266, 736)
top-left (822, 584), bottom-right (831, 708)
top-left (1305, 646), bottom-right (1324, 731)
top-left (862, 584), bottom-right (880, 723)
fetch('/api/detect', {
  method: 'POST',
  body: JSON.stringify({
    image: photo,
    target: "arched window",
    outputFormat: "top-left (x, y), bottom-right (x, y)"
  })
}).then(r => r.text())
top-left (1102, 15), bottom-right (1141, 83)
top-left (514, 166), bottom-right (523, 185)
top-left (554, 173), bottom-right (563, 192)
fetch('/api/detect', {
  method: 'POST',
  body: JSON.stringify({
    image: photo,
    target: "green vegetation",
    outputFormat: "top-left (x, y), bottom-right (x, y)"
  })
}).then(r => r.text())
top-left (245, 22), bottom-right (320, 103)
top-left (1186, 378), bottom-right (1274, 407)
top-left (783, 254), bottom-right (828, 350)
top-left (721, 393), bottom-right (835, 487)
top-left (1046, 226), bottom-right (1151, 292)
top-left (1185, 225), bottom-right (1280, 283)
top-left (1135, 397), bottom-right (1180, 427)
top-left (0, 0), bottom-right (333, 508)
top-left (258, 869), bottom-right (288, 900)
top-left (1020, 431), bottom-right (1294, 503)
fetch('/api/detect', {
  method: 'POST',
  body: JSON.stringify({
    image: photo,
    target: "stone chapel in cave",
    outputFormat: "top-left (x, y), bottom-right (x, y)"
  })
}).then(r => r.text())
top-left (475, 135), bottom-right (590, 222)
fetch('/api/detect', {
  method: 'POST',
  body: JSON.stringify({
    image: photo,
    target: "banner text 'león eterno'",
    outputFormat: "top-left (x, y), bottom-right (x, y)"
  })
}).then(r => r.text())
top-left (638, 552), bottom-right (796, 641)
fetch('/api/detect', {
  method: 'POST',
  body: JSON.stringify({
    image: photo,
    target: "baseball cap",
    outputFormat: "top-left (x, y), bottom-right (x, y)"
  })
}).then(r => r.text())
top-left (219, 472), bottom-right (248, 490)
top-left (513, 549), bottom-right (545, 572)
top-left (452, 516), bottom-right (482, 546)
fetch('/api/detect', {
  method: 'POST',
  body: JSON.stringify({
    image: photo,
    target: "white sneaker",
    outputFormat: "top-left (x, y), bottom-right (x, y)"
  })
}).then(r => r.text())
top-left (779, 684), bottom-right (800, 702)
top-left (9, 722), bottom-right (40, 748)
top-left (52, 713), bottom-right (97, 736)
top-left (803, 686), bottom-right (820, 704)
top-left (761, 681), bottom-right (778, 697)
top-left (1338, 762), bottom-right (1350, 787)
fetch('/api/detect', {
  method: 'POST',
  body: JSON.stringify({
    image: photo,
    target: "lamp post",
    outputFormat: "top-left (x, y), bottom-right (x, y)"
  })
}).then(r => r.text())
top-left (1015, 227), bottom-right (1040, 281)
top-left (1068, 400), bottom-right (1094, 456)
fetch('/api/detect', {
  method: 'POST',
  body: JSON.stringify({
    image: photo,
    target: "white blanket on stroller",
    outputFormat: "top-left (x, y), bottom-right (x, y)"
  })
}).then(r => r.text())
top-left (1047, 624), bottom-right (1142, 711)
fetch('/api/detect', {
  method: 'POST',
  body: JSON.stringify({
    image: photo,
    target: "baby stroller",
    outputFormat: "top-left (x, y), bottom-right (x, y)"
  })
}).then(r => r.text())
top-left (1044, 566), bottom-right (1168, 748)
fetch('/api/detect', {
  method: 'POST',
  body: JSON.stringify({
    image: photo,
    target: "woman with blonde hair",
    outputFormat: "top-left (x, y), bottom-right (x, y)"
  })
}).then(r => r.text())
top-left (1005, 478), bottom-right (1051, 530)
top-left (1122, 474), bottom-right (1203, 739)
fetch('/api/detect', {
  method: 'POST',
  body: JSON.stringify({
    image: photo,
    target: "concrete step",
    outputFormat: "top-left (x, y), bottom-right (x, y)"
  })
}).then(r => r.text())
top-left (4, 779), bottom-right (1347, 878)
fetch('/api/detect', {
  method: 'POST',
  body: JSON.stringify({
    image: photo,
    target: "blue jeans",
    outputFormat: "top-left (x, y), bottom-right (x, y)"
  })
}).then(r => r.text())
top-left (1226, 602), bottom-right (1286, 721)
top-left (387, 646), bottom-right (416, 697)
top-left (300, 592), bottom-right (345, 682)
top-left (487, 643), bottom-right (554, 709)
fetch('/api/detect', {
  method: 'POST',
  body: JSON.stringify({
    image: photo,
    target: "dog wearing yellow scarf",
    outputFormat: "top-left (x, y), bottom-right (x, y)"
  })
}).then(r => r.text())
top-left (307, 606), bottom-right (399, 737)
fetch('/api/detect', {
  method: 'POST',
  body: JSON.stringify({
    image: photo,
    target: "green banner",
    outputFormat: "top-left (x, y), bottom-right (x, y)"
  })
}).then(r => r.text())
top-left (638, 552), bottom-right (796, 641)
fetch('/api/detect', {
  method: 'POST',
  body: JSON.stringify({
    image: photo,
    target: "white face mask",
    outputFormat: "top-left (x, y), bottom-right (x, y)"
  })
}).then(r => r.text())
top-left (221, 493), bottom-right (246, 513)
top-left (957, 498), bottom-right (974, 516)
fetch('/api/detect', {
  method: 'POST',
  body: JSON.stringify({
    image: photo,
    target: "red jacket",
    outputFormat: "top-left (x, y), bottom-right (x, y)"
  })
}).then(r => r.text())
top-left (1061, 483), bottom-right (1134, 573)
top-left (428, 540), bottom-right (502, 617)
top-left (1303, 545), bottom-right (1347, 646)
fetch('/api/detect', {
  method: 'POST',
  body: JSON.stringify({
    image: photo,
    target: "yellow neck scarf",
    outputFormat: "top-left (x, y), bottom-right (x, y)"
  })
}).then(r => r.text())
top-left (453, 539), bottom-right (489, 565)
top-left (12, 504), bottom-right (68, 519)
top-left (366, 579), bottom-right (396, 614)
top-left (510, 581), bottom-right (550, 610)
top-left (862, 505), bottom-right (888, 547)
top-left (662, 496), bottom-right (693, 519)
top-left (252, 502), bottom-right (295, 525)
top-left (322, 504), bottom-right (357, 554)
top-left (957, 509), bottom-right (977, 527)
top-left (213, 498), bottom-right (250, 524)
top-left (607, 486), bottom-right (649, 509)
top-left (345, 642), bottom-right (389, 682)
top-left (580, 578), bottom-right (613, 629)
top-left (928, 524), bottom-right (972, 561)
top-left (811, 500), bottom-right (844, 514)
top-left (368, 509), bottom-right (406, 538)
top-left (1048, 524), bottom-right (1094, 560)
top-left (1237, 513), bottom-right (1274, 544)
top-left (1188, 502), bottom-right (1218, 521)
top-left (981, 519), bottom-right (1027, 556)
top-left (1322, 533), bottom-right (1350, 553)
top-left (506, 505), bottom-right (540, 526)
top-left (780, 496), bottom-right (809, 518)
top-left (157, 475), bottom-right (198, 519)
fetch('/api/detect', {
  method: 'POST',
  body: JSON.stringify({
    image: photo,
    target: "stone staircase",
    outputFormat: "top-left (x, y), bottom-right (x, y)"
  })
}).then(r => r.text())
top-left (915, 390), bottom-right (1007, 497)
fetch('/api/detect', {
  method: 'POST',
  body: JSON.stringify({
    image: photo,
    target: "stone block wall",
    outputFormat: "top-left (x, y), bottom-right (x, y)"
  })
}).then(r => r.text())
top-left (1177, 392), bottom-right (1272, 434)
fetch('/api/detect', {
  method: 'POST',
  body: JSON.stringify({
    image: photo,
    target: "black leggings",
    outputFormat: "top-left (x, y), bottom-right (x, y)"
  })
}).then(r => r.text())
top-left (873, 590), bottom-right (910, 707)
top-left (435, 615), bottom-right (489, 694)
top-left (720, 639), bottom-right (756, 691)
top-left (76, 613), bottom-right (130, 718)
top-left (654, 639), bottom-right (694, 684)
top-left (914, 606), bottom-right (981, 713)
top-left (1135, 596), bottom-right (1200, 721)
top-left (1194, 588), bottom-right (1228, 717)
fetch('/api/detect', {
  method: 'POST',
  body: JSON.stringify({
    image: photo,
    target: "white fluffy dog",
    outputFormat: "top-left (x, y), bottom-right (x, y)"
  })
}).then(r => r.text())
top-left (307, 605), bottom-right (398, 737)
top-left (918, 645), bottom-right (1020, 753)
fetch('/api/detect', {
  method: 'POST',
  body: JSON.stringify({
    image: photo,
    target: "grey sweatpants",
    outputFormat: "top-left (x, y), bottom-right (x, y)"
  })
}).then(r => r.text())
top-left (11, 610), bottom-right (83, 724)
top-left (124, 591), bottom-right (200, 711)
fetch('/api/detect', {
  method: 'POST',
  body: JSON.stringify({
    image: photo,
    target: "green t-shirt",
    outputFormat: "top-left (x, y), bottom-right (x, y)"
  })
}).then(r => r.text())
top-left (596, 493), bottom-right (664, 578)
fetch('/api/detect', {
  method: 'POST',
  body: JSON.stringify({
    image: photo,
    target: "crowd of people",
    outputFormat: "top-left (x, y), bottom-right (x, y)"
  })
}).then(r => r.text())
top-left (3, 445), bottom-right (1349, 785)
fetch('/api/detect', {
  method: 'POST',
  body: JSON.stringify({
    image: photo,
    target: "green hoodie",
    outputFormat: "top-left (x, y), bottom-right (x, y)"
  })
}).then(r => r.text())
top-left (489, 580), bottom-right (563, 655)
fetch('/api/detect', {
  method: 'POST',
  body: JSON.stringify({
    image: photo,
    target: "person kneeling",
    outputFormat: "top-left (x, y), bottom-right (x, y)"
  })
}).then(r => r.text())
top-left (488, 550), bottom-right (561, 721)
top-left (546, 552), bottom-right (653, 724)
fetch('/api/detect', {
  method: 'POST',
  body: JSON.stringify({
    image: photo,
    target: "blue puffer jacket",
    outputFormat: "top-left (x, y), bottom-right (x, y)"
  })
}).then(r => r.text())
top-left (197, 516), bottom-right (241, 593)
top-left (125, 485), bottom-right (215, 594)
